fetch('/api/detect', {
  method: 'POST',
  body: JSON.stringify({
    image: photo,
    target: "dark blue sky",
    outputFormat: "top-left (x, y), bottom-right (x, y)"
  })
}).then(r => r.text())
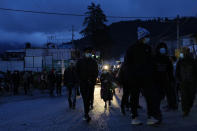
top-left (0, 0), bottom-right (197, 45)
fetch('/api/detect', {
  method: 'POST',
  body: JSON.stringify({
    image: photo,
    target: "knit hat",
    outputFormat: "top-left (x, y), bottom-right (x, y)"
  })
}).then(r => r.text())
top-left (137, 27), bottom-right (150, 40)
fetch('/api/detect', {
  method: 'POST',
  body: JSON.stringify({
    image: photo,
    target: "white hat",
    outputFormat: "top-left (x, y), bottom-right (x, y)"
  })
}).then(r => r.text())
top-left (137, 27), bottom-right (150, 40)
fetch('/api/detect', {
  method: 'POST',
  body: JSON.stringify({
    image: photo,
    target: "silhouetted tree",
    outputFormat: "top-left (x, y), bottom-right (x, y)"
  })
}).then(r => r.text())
top-left (25, 42), bottom-right (31, 49)
top-left (80, 2), bottom-right (112, 59)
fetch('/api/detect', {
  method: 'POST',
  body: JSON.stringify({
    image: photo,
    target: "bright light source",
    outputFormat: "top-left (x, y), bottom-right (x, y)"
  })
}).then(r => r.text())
top-left (117, 65), bottom-right (120, 68)
top-left (103, 65), bottom-right (109, 70)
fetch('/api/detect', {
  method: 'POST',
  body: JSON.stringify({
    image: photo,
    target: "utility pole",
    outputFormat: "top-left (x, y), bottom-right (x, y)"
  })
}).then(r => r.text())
top-left (177, 15), bottom-right (180, 49)
top-left (72, 25), bottom-right (75, 46)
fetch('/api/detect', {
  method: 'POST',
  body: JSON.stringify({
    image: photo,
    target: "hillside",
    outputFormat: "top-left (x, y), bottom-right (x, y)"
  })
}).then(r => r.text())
top-left (75, 17), bottom-right (197, 58)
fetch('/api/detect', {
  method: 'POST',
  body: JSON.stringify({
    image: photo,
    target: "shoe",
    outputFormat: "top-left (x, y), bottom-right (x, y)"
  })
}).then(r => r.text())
top-left (131, 117), bottom-right (142, 125)
top-left (83, 115), bottom-right (91, 122)
top-left (146, 117), bottom-right (160, 125)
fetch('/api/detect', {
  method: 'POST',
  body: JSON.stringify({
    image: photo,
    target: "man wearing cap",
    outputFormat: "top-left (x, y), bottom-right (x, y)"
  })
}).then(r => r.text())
top-left (124, 27), bottom-right (160, 125)
top-left (76, 47), bottom-right (98, 122)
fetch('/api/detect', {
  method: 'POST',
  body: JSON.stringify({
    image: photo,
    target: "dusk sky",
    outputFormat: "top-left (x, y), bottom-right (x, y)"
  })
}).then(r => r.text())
top-left (0, 0), bottom-right (197, 45)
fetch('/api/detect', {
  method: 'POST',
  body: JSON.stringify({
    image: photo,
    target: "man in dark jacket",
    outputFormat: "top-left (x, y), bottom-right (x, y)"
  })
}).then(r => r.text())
top-left (176, 47), bottom-right (197, 117)
top-left (124, 27), bottom-right (161, 125)
top-left (13, 71), bottom-right (20, 95)
top-left (56, 72), bottom-right (62, 96)
top-left (64, 60), bottom-right (78, 109)
top-left (153, 42), bottom-right (176, 123)
top-left (76, 48), bottom-right (98, 122)
top-left (154, 43), bottom-right (177, 112)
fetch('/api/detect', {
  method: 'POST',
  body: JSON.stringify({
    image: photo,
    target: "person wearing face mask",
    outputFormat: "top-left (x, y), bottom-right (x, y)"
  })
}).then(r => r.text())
top-left (176, 47), bottom-right (197, 117)
top-left (123, 27), bottom-right (159, 125)
top-left (154, 43), bottom-right (177, 119)
top-left (76, 47), bottom-right (98, 122)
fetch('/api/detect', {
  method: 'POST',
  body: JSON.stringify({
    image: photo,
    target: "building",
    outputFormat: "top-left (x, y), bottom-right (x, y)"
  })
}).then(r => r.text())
top-left (0, 43), bottom-right (78, 73)
top-left (181, 34), bottom-right (197, 54)
top-left (0, 49), bottom-right (25, 72)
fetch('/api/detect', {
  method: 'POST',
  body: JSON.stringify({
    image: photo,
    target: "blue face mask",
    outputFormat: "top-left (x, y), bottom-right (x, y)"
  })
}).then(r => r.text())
top-left (85, 53), bottom-right (91, 58)
top-left (144, 37), bottom-right (150, 44)
top-left (160, 48), bottom-right (166, 54)
top-left (180, 53), bottom-right (184, 58)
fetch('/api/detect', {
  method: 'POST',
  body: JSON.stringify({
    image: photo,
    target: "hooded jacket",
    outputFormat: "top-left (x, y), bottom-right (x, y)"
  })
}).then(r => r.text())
top-left (154, 43), bottom-right (174, 83)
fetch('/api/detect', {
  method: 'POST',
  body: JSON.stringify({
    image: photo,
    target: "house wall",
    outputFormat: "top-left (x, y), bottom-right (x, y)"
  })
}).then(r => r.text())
top-left (24, 48), bottom-right (72, 72)
top-left (0, 61), bottom-right (24, 72)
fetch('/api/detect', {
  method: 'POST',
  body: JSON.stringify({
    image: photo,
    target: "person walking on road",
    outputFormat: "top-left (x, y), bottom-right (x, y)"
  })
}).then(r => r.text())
top-left (154, 42), bottom-right (177, 112)
top-left (100, 66), bottom-right (114, 109)
top-left (176, 47), bottom-right (197, 117)
top-left (76, 47), bottom-right (98, 122)
top-left (48, 69), bottom-right (56, 97)
top-left (56, 72), bottom-right (62, 96)
top-left (13, 71), bottom-right (20, 95)
top-left (64, 60), bottom-right (78, 109)
top-left (123, 27), bottom-right (162, 125)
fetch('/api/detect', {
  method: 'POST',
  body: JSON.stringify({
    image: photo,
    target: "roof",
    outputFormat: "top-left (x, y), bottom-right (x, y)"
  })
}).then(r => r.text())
top-left (6, 49), bottom-right (25, 53)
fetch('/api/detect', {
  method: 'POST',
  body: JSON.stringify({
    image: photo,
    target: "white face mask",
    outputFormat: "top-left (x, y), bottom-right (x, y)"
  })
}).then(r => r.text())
top-left (144, 37), bottom-right (150, 44)
top-left (160, 48), bottom-right (166, 54)
top-left (180, 53), bottom-right (184, 58)
top-left (85, 53), bottom-right (91, 58)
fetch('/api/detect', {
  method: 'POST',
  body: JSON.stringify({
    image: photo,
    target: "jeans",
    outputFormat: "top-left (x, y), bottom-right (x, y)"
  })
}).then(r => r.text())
top-left (67, 85), bottom-right (77, 108)
top-left (80, 81), bottom-right (95, 117)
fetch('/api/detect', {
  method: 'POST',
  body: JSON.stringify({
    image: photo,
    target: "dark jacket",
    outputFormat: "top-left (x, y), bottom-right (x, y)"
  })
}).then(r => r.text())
top-left (100, 72), bottom-right (114, 101)
top-left (124, 41), bottom-right (153, 80)
top-left (176, 56), bottom-right (197, 83)
top-left (12, 72), bottom-right (20, 85)
top-left (64, 67), bottom-right (78, 86)
top-left (76, 57), bottom-right (98, 84)
top-left (154, 44), bottom-right (174, 83)
top-left (48, 71), bottom-right (56, 84)
top-left (56, 73), bottom-right (62, 86)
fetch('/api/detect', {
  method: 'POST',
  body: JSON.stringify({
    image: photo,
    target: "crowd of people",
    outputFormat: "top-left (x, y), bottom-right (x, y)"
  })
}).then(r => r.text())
top-left (0, 26), bottom-right (197, 126)
top-left (117, 27), bottom-right (197, 125)
top-left (0, 69), bottom-right (63, 97)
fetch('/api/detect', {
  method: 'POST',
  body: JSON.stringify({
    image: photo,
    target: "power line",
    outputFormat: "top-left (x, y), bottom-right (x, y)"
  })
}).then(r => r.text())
top-left (0, 7), bottom-right (177, 19)
top-left (0, 7), bottom-right (86, 17)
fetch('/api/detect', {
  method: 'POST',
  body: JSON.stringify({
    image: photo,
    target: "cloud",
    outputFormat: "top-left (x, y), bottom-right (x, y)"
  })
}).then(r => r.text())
top-left (0, 29), bottom-right (82, 45)
top-left (0, 0), bottom-right (197, 44)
